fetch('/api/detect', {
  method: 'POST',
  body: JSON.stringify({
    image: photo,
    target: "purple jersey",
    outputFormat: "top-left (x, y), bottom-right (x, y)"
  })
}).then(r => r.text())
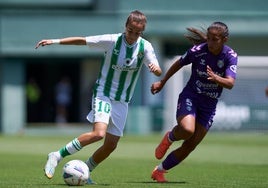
top-left (179, 43), bottom-right (238, 99)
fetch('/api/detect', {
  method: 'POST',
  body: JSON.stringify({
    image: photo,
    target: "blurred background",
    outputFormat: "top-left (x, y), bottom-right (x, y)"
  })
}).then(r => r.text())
top-left (0, 0), bottom-right (268, 135)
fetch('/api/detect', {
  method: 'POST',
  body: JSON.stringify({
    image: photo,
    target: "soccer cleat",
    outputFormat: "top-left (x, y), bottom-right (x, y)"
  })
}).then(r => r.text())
top-left (44, 152), bottom-right (61, 179)
top-left (151, 166), bottom-right (168, 183)
top-left (87, 177), bottom-right (97, 185)
top-left (155, 131), bottom-right (172, 159)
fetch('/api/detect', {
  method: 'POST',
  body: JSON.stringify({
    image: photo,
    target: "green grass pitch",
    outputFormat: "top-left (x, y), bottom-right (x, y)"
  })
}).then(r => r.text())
top-left (0, 132), bottom-right (268, 188)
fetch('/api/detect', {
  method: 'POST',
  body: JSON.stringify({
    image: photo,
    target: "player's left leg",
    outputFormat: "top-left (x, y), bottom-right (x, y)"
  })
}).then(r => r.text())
top-left (85, 133), bottom-right (120, 184)
top-left (86, 133), bottom-right (120, 171)
top-left (171, 123), bottom-right (208, 162)
top-left (152, 123), bottom-right (207, 182)
top-left (85, 99), bottom-right (126, 184)
top-left (169, 99), bottom-right (215, 163)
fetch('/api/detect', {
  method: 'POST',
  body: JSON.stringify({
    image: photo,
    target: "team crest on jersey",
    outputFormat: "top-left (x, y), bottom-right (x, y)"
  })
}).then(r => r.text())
top-left (137, 51), bottom-right (144, 59)
top-left (217, 60), bottom-right (224, 68)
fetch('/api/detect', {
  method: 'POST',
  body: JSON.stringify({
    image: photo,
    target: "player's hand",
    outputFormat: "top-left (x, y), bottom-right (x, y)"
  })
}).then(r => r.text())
top-left (151, 80), bottom-right (164, 94)
top-left (148, 63), bottom-right (157, 72)
top-left (35, 39), bottom-right (53, 49)
top-left (148, 63), bottom-right (162, 76)
top-left (207, 65), bottom-right (217, 81)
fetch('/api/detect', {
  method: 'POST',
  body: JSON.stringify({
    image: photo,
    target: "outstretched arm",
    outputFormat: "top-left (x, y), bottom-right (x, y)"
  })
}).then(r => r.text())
top-left (151, 59), bottom-right (182, 94)
top-left (35, 37), bottom-right (87, 49)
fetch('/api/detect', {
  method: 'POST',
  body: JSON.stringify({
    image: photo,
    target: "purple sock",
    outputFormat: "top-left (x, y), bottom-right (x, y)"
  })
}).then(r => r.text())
top-left (162, 152), bottom-right (180, 170)
top-left (168, 131), bottom-right (177, 142)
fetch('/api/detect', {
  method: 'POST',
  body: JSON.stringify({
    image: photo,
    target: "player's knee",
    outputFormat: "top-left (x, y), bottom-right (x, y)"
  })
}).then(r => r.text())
top-left (181, 126), bottom-right (195, 140)
top-left (93, 131), bottom-right (106, 141)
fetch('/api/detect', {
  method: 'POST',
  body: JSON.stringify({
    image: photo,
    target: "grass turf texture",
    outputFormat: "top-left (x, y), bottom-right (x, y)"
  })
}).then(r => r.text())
top-left (0, 132), bottom-right (267, 188)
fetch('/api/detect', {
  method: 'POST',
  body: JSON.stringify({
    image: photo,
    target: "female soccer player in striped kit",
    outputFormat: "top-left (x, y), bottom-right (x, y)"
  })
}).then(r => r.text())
top-left (150, 22), bottom-right (238, 182)
top-left (35, 10), bottom-right (162, 184)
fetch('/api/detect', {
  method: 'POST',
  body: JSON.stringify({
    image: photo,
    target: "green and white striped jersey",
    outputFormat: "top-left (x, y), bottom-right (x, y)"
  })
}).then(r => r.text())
top-left (86, 33), bottom-right (159, 102)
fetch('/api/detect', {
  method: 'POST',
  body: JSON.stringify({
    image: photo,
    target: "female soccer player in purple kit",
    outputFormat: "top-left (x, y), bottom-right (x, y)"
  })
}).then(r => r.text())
top-left (150, 22), bottom-right (238, 182)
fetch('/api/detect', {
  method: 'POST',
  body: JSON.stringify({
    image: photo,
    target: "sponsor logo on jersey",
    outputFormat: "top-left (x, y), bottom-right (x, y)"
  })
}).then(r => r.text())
top-left (196, 69), bottom-right (208, 78)
top-left (195, 52), bottom-right (207, 57)
top-left (112, 64), bottom-right (139, 72)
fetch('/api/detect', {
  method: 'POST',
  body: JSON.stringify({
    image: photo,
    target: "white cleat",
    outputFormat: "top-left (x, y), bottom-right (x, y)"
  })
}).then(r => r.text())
top-left (44, 152), bottom-right (60, 179)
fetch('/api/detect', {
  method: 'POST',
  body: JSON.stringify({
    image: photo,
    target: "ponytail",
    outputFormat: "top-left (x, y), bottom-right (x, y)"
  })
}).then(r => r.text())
top-left (184, 27), bottom-right (207, 45)
top-left (184, 22), bottom-right (229, 45)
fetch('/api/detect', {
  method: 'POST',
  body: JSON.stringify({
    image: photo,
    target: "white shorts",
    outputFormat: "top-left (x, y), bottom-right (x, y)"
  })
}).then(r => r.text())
top-left (86, 96), bottom-right (128, 137)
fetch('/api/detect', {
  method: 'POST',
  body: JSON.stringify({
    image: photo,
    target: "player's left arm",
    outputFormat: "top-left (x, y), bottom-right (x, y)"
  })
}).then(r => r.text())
top-left (148, 63), bottom-right (162, 77)
top-left (207, 65), bottom-right (235, 89)
top-left (144, 41), bottom-right (162, 76)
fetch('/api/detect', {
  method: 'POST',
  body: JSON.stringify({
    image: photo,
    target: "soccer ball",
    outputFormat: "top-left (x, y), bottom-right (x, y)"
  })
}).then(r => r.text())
top-left (62, 160), bottom-right (89, 186)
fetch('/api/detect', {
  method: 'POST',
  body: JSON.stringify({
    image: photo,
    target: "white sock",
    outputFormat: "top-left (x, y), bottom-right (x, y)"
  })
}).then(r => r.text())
top-left (66, 138), bottom-right (82, 154)
top-left (157, 163), bottom-right (164, 171)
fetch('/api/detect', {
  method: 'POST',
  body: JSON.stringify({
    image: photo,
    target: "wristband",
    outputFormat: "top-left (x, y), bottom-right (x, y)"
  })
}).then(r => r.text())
top-left (51, 39), bottom-right (60, 44)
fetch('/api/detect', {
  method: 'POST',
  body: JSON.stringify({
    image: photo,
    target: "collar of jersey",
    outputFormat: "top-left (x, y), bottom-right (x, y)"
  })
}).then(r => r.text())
top-left (122, 33), bottom-right (140, 48)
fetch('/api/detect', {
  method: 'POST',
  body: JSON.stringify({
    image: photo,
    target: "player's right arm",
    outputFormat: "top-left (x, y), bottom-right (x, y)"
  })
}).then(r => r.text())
top-left (151, 58), bottom-right (182, 94)
top-left (35, 37), bottom-right (86, 49)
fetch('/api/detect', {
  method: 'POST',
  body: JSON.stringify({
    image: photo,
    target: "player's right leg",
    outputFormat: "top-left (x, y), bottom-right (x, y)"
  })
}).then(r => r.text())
top-left (155, 131), bottom-right (173, 159)
top-left (44, 137), bottom-right (84, 179)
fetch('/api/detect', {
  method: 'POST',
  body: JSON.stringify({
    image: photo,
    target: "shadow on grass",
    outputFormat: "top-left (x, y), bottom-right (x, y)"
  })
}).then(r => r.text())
top-left (14, 181), bottom-right (186, 187)
top-left (129, 181), bottom-right (187, 184)
top-left (38, 183), bottom-right (111, 187)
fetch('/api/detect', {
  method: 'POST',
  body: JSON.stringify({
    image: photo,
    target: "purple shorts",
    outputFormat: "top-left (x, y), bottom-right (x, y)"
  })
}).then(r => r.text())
top-left (176, 90), bottom-right (217, 130)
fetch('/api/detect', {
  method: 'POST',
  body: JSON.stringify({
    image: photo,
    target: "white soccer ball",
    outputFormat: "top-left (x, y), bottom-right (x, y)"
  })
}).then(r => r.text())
top-left (62, 160), bottom-right (89, 186)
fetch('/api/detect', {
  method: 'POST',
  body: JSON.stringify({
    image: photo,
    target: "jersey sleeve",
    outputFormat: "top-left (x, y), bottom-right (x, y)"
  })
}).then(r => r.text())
top-left (85, 34), bottom-right (119, 51)
top-left (179, 44), bottom-right (202, 66)
top-left (179, 51), bottom-right (191, 66)
top-left (225, 49), bottom-right (238, 79)
top-left (142, 40), bottom-right (160, 67)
